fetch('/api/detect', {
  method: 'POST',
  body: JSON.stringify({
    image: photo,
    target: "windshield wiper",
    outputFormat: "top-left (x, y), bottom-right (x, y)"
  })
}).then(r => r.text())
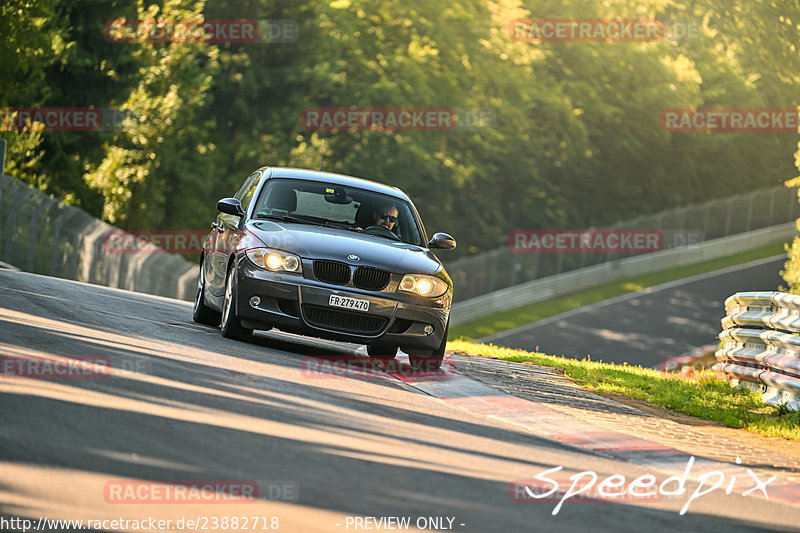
top-left (255, 213), bottom-right (318, 225)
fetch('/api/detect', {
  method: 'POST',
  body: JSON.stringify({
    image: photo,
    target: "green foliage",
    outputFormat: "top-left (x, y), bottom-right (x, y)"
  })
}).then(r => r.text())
top-left (450, 340), bottom-right (800, 440)
top-left (0, 123), bottom-right (45, 188)
top-left (0, 0), bottom-right (63, 189)
top-left (2, 0), bottom-right (799, 252)
top-left (782, 139), bottom-right (800, 292)
top-left (84, 1), bottom-right (219, 228)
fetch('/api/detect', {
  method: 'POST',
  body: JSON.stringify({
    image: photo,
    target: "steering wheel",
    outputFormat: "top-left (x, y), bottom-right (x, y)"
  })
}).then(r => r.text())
top-left (363, 225), bottom-right (401, 240)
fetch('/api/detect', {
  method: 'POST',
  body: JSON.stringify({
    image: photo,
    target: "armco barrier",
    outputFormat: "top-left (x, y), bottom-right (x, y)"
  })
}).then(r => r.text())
top-left (445, 185), bottom-right (800, 302)
top-left (0, 174), bottom-right (197, 301)
top-left (714, 291), bottom-right (800, 411)
top-left (452, 223), bottom-right (795, 325)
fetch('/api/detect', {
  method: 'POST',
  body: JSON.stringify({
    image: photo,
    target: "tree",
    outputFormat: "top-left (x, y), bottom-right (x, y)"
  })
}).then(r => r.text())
top-left (83, 0), bottom-right (219, 228)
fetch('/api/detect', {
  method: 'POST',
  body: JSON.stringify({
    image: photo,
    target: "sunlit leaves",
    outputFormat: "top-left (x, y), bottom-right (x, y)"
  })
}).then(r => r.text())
top-left (4, 0), bottom-right (799, 257)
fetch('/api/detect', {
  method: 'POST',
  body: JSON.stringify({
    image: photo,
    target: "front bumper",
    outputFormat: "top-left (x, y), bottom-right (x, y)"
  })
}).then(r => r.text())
top-left (234, 257), bottom-right (450, 352)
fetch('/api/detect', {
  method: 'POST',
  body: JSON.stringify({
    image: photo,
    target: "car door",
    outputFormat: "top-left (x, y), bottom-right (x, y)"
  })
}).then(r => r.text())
top-left (206, 171), bottom-right (262, 298)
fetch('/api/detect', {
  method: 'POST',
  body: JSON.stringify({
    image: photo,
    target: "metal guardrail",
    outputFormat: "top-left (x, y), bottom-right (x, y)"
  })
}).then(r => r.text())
top-left (0, 174), bottom-right (197, 301)
top-left (452, 223), bottom-right (795, 325)
top-left (714, 291), bottom-right (800, 411)
top-left (445, 185), bottom-right (800, 302)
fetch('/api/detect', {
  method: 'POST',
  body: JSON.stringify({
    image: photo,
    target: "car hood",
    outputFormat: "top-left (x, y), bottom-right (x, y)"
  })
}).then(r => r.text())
top-left (245, 221), bottom-right (444, 275)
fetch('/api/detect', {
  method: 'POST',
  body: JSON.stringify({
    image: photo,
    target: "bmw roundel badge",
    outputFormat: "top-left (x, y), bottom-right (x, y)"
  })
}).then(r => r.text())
top-left (347, 254), bottom-right (360, 261)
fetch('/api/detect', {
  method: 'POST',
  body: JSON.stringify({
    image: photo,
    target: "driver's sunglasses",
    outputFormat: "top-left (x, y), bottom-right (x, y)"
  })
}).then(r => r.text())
top-left (379, 213), bottom-right (398, 223)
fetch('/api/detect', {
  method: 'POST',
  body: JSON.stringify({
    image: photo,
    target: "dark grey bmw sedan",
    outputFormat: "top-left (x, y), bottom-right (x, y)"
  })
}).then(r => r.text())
top-left (193, 167), bottom-right (456, 370)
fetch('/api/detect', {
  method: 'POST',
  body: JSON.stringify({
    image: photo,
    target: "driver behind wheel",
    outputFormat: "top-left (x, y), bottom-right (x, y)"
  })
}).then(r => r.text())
top-left (372, 203), bottom-right (398, 231)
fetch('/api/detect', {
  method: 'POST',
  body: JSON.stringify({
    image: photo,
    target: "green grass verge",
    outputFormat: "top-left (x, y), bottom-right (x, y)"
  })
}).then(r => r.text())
top-left (450, 242), bottom-right (786, 340)
top-left (449, 340), bottom-right (800, 440)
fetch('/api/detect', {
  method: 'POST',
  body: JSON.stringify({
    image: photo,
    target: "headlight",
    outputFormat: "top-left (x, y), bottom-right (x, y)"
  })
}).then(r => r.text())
top-left (397, 274), bottom-right (448, 297)
top-left (246, 248), bottom-right (302, 273)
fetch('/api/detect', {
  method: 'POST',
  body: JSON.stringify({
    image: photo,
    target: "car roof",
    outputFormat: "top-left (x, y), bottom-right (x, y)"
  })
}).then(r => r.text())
top-left (260, 167), bottom-right (411, 202)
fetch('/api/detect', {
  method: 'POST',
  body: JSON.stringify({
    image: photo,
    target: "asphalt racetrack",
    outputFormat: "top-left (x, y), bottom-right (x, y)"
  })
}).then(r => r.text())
top-left (481, 256), bottom-right (785, 367)
top-left (1, 268), bottom-right (799, 532)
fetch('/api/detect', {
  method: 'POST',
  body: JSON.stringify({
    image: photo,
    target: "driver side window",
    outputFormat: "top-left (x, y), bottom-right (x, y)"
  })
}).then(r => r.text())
top-left (235, 172), bottom-right (261, 213)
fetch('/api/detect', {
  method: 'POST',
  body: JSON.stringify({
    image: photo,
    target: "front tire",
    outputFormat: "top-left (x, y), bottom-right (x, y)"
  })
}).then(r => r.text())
top-left (220, 263), bottom-right (253, 342)
top-left (193, 259), bottom-right (221, 326)
top-left (367, 343), bottom-right (398, 360)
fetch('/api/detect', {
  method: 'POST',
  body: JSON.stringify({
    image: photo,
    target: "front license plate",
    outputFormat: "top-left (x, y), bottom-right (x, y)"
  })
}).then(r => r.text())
top-left (328, 294), bottom-right (370, 312)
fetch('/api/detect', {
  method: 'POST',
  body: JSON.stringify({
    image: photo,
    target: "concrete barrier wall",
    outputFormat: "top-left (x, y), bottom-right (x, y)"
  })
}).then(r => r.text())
top-left (0, 174), bottom-right (197, 301)
top-left (444, 185), bottom-right (800, 302)
top-left (451, 223), bottom-right (795, 325)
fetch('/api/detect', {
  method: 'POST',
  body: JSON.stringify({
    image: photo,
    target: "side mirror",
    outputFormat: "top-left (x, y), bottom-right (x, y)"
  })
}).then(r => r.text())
top-left (217, 197), bottom-right (245, 217)
top-left (428, 232), bottom-right (456, 250)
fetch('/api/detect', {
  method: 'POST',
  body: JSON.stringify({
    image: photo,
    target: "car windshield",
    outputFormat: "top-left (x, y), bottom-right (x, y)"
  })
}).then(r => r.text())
top-left (251, 178), bottom-right (424, 246)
